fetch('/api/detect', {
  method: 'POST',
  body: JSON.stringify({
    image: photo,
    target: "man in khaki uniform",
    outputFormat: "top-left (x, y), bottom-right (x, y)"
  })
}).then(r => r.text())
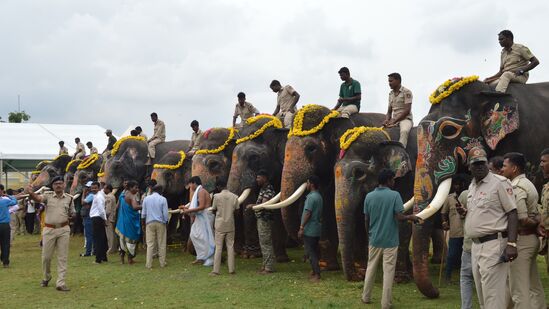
top-left (538, 148), bottom-right (549, 273)
top-left (210, 179), bottom-right (239, 275)
top-left (270, 80), bottom-right (300, 128)
top-left (148, 112), bottom-right (166, 161)
top-left (501, 152), bottom-right (546, 308)
top-left (58, 141), bottom-right (68, 156)
top-left (103, 184), bottom-right (118, 254)
top-left (232, 92), bottom-right (259, 127)
top-left (188, 120), bottom-right (203, 156)
top-left (484, 30), bottom-right (539, 93)
top-left (464, 147), bottom-right (518, 309)
top-left (27, 176), bottom-right (75, 292)
top-left (86, 142), bottom-right (98, 155)
top-left (73, 137), bottom-right (86, 160)
top-left (383, 73), bottom-right (413, 147)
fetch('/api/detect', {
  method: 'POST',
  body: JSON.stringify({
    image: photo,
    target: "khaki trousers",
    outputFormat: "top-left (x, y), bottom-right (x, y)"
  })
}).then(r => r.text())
top-left (362, 246), bottom-right (398, 309)
top-left (147, 138), bottom-right (163, 159)
top-left (145, 221), bottom-right (167, 268)
top-left (508, 234), bottom-right (546, 309)
top-left (276, 111), bottom-right (294, 128)
top-left (337, 105), bottom-right (359, 118)
top-left (490, 71), bottom-right (528, 93)
top-left (472, 236), bottom-right (509, 309)
top-left (42, 226), bottom-right (70, 287)
top-left (9, 215), bottom-right (17, 243)
top-left (213, 230), bottom-right (235, 274)
top-left (398, 119), bottom-right (413, 148)
top-left (106, 220), bottom-right (118, 254)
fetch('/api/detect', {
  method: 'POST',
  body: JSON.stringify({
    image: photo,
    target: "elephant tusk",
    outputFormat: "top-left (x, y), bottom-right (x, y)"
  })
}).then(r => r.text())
top-left (112, 188), bottom-right (118, 195)
top-left (168, 209), bottom-right (183, 214)
top-left (403, 197), bottom-right (415, 212)
top-left (254, 183), bottom-right (306, 210)
top-left (35, 186), bottom-right (49, 193)
top-left (72, 193), bottom-right (81, 200)
top-left (416, 178), bottom-right (452, 221)
top-left (252, 192), bottom-right (281, 209)
top-left (237, 188), bottom-right (252, 205)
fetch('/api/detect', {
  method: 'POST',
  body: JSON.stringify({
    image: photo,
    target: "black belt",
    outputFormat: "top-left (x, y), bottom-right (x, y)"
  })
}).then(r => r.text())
top-left (472, 231), bottom-right (508, 244)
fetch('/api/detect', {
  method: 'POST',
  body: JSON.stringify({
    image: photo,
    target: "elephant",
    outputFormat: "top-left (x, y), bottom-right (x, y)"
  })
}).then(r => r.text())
top-left (334, 126), bottom-right (416, 281)
top-left (102, 136), bottom-right (190, 190)
top-left (69, 154), bottom-right (103, 196)
top-left (30, 154), bottom-right (73, 191)
top-left (258, 105), bottom-right (389, 271)
top-left (411, 78), bottom-right (549, 298)
top-left (191, 127), bottom-right (236, 192)
top-left (151, 150), bottom-right (193, 243)
top-left (227, 115), bottom-right (290, 261)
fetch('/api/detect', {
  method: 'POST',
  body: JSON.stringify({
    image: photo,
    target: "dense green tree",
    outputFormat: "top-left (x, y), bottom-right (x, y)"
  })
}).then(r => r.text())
top-left (8, 111), bottom-right (31, 123)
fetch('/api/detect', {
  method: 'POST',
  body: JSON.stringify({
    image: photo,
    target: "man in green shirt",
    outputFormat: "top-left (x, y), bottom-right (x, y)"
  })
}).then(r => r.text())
top-left (333, 67), bottom-right (361, 118)
top-left (298, 175), bottom-right (323, 282)
top-left (362, 169), bottom-right (417, 308)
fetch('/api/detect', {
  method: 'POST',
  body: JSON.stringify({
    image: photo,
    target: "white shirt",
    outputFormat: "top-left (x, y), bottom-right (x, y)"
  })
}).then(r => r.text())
top-left (90, 190), bottom-right (107, 220)
top-left (27, 200), bottom-right (36, 213)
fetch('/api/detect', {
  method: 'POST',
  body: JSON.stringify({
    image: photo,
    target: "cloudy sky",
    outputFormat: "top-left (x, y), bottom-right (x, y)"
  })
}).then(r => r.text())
top-left (1, 0), bottom-right (548, 141)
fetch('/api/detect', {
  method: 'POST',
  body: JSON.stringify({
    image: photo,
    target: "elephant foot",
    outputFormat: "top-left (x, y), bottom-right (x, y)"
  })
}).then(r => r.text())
top-left (319, 260), bottom-right (340, 271)
top-left (276, 255), bottom-right (290, 263)
top-left (394, 271), bottom-right (413, 284)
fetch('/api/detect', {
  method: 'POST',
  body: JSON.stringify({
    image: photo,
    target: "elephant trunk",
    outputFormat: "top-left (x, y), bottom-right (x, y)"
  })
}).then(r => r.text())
top-left (31, 171), bottom-right (50, 191)
top-left (334, 164), bottom-right (364, 281)
top-left (70, 172), bottom-right (79, 195)
top-left (412, 220), bottom-right (439, 298)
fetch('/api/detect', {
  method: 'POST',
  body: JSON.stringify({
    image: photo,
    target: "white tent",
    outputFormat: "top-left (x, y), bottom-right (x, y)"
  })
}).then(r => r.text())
top-left (0, 123), bottom-right (115, 179)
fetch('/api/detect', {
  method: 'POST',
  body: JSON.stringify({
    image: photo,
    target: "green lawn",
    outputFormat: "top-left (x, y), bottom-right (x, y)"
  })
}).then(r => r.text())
top-left (2, 234), bottom-right (549, 308)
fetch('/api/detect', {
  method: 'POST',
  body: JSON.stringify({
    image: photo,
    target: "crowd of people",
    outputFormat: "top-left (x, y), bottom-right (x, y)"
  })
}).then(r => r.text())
top-left (0, 29), bottom-right (546, 308)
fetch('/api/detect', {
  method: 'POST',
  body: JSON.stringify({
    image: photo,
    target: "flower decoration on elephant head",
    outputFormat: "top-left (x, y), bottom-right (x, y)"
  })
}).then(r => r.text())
top-left (195, 127), bottom-right (237, 155)
top-left (77, 153), bottom-right (100, 170)
top-left (288, 104), bottom-right (339, 137)
top-left (111, 135), bottom-right (146, 156)
top-left (153, 151), bottom-right (187, 170)
top-left (338, 126), bottom-right (390, 159)
top-left (429, 75), bottom-right (479, 105)
top-left (236, 114), bottom-right (282, 145)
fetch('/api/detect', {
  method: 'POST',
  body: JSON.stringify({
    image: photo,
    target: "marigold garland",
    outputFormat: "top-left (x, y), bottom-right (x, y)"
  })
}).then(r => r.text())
top-left (339, 127), bottom-right (391, 151)
top-left (35, 160), bottom-right (51, 169)
top-left (153, 151), bottom-right (187, 170)
top-left (195, 127), bottom-right (237, 155)
top-left (31, 170), bottom-right (42, 175)
top-left (236, 115), bottom-right (283, 144)
top-left (77, 153), bottom-right (100, 170)
top-left (65, 159), bottom-right (82, 172)
top-left (288, 104), bottom-right (339, 137)
top-left (111, 136), bottom-right (146, 156)
top-left (429, 75), bottom-right (479, 105)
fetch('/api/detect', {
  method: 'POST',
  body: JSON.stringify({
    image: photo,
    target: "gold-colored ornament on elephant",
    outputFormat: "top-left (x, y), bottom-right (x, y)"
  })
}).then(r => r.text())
top-left (288, 104), bottom-right (339, 137)
top-left (153, 151), bottom-right (187, 170)
top-left (236, 114), bottom-right (282, 144)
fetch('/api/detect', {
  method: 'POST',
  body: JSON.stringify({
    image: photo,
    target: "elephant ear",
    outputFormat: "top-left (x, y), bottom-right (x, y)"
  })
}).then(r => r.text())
top-left (375, 141), bottom-right (411, 178)
top-left (480, 95), bottom-right (519, 150)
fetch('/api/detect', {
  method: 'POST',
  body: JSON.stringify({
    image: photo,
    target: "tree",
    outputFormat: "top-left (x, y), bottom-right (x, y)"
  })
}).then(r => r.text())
top-left (8, 111), bottom-right (31, 123)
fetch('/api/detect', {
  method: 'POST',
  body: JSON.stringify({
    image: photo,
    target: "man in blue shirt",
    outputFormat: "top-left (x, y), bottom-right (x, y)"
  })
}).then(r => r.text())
top-left (362, 169), bottom-right (417, 308)
top-left (0, 184), bottom-right (18, 267)
top-left (80, 181), bottom-right (98, 257)
top-left (298, 175), bottom-right (323, 282)
top-left (141, 184), bottom-right (168, 269)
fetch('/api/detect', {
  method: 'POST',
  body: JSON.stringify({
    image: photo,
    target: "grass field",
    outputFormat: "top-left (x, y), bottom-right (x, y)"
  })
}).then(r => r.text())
top-left (2, 234), bottom-right (549, 308)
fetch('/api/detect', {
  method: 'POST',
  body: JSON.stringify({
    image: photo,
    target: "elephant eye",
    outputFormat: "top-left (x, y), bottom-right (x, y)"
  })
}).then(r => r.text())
top-left (305, 144), bottom-right (317, 154)
top-left (438, 121), bottom-right (463, 140)
top-left (247, 154), bottom-right (260, 169)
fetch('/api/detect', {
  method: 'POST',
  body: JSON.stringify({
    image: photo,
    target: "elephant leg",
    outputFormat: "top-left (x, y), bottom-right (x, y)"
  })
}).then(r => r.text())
top-left (272, 210), bottom-right (289, 262)
top-left (319, 202), bottom-right (340, 271)
top-left (395, 218), bottom-right (413, 283)
top-left (412, 219), bottom-right (440, 298)
top-left (351, 210), bottom-right (367, 280)
top-left (167, 214), bottom-right (179, 244)
top-left (234, 205), bottom-right (245, 254)
top-left (179, 216), bottom-right (191, 246)
top-left (430, 228), bottom-right (445, 264)
top-left (243, 207), bottom-right (261, 257)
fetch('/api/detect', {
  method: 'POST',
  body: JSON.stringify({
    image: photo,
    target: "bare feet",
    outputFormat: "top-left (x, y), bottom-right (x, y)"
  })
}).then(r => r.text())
top-left (191, 259), bottom-right (204, 265)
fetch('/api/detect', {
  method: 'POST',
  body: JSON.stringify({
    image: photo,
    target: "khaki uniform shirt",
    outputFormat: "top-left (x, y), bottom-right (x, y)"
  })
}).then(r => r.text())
top-left (89, 147), bottom-right (98, 155)
top-left (388, 86), bottom-right (413, 121)
top-left (501, 43), bottom-right (535, 76)
top-left (59, 146), bottom-right (68, 155)
top-left (104, 192), bottom-right (117, 223)
top-left (441, 192), bottom-right (464, 238)
top-left (42, 192), bottom-right (75, 225)
top-left (277, 85), bottom-right (298, 113)
top-left (541, 183), bottom-right (549, 228)
top-left (464, 172), bottom-right (517, 238)
top-left (75, 142), bottom-right (86, 156)
top-left (151, 120), bottom-right (166, 141)
top-left (189, 130), bottom-right (203, 151)
top-left (459, 190), bottom-right (472, 252)
top-left (234, 102), bottom-right (259, 123)
top-left (511, 174), bottom-right (539, 222)
top-left (211, 189), bottom-right (239, 233)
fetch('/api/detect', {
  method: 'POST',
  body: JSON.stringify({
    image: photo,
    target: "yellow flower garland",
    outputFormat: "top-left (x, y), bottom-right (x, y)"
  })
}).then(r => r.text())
top-left (65, 159), bottom-right (82, 172)
top-left (195, 127), bottom-right (237, 155)
top-left (111, 136), bottom-right (146, 156)
top-left (31, 170), bottom-right (42, 175)
top-left (153, 151), bottom-right (187, 170)
top-left (236, 115), bottom-right (283, 144)
top-left (340, 127), bottom-right (391, 151)
top-left (288, 104), bottom-right (340, 137)
top-left (429, 75), bottom-right (479, 104)
top-left (35, 160), bottom-right (51, 169)
top-left (77, 153), bottom-right (100, 170)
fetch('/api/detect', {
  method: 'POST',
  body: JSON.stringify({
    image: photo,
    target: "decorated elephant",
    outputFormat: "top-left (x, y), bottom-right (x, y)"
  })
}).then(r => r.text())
top-left (335, 126), bottom-right (416, 281)
top-left (256, 105), bottom-right (389, 271)
top-left (227, 115), bottom-right (290, 261)
top-left (69, 154), bottom-right (103, 196)
top-left (151, 150), bottom-right (193, 243)
top-left (411, 76), bottom-right (549, 298)
top-left (30, 154), bottom-right (73, 191)
top-left (102, 136), bottom-right (190, 189)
